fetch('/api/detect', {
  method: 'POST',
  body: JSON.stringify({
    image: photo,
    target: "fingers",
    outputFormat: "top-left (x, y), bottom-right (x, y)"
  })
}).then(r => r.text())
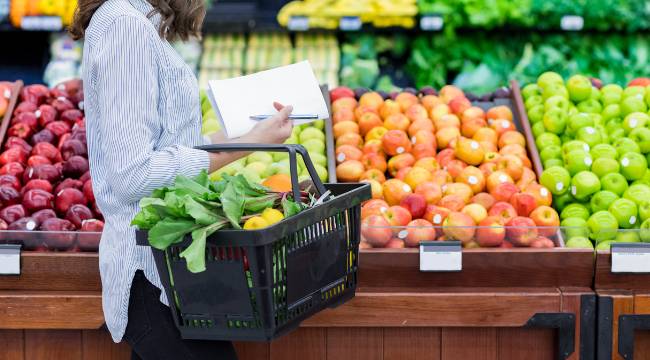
top-left (278, 104), bottom-right (293, 118)
top-left (273, 102), bottom-right (284, 111)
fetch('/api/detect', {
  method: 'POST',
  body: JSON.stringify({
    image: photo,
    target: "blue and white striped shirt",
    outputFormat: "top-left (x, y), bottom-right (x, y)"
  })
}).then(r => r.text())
top-left (82, 0), bottom-right (209, 342)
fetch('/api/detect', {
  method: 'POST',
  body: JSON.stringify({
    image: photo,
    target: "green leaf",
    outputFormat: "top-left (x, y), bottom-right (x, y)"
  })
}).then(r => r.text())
top-left (131, 205), bottom-right (161, 230)
top-left (221, 182), bottom-right (244, 228)
top-left (148, 218), bottom-right (201, 250)
top-left (183, 195), bottom-right (223, 225)
top-left (180, 221), bottom-right (228, 273)
top-left (175, 173), bottom-right (212, 197)
top-left (282, 197), bottom-right (303, 218)
top-left (163, 192), bottom-right (187, 218)
top-left (243, 194), bottom-right (278, 214)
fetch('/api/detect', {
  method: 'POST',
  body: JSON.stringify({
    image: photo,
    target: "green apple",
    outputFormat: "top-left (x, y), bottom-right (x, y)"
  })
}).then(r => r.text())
top-left (554, 192), bottom-right (575, 213)
top-left (590, 86), bottom-right (601, 100)
top-left (268, 162), bottom-right (290, 176)
top-left (596, 240), bottom-right (614, 250)
top-left (619, 152), bottom-right (648, 181)
top-left (590, 190), bottom-right (619, 213)
top-left (629, 127), bottom-right (650, 153)
top-left (299, 127), bottom-right (325, 143)
top-left (540, 145), bottom-right (562, 163)
top-left (590, 144), bottom-right (618, 160)
top-left (308, 152), bottom-right (327, 167)
top-left (525, 95), bottom-right (543, 110)
top-left (602, 104), bottom-right (621, 122)
top-left (591, 158), bottom-right (620, 178)
top-left (606, 119), bottom-right (622, 135)
top-left (587, 211), bottom-right (619, 242)
top-left (284, 135), bottom-right (298, 145)
top-left (312, 120), bottom-right (325, 130)
top-left (245, 162), bottom-right (270, 178)
top-left (602, 84), bottom-right (623, 95)
top-left (567, 113), bottom-right (594, 134)
top-left (565, 236), bottom-right (594, 249)
top-left (640, 219), bottom-right (650, 242)
top-left (291, 126), bottom-right (301, 137)
top-left (623, 86), bottom-right (646, 98)
top-left (528, 105), bottom-right (545, 124)
top-left (563, 140), bottom-right (590, 155)
top-left (609, 198), bottom-right (638, 228)
top-left (544, 95), bottom-right (571, 112)
top-left (536, 132), bottom-right (561, 149)
top-left (602, 92), bottom-right (622, 106)
top-left (540, 166), bottom-right (571, 195)
top-left (561, 203), bottom-right (591, 220)
top-left (561, 217), bottom-right (590, 239)
top-left (313, 164), bottom-right (328, 182)
top-left (537, 72), bottom-right (564, 90)
top-left (616, 231), bottom-right (640, 243)
top-left (542, 108), bottom-right (567, 134)
top-left (596, 126), bottom-right (610, 145)
top-left (542, 83), bottom-right (569, 100)
top-left (301, 138), bottom-right (325, 154)
top-left (638, 201), bottom-right (650, 222)
top-left (247, 152), bottom-right (273, 165)
top-left (564, 150), bottom-right (592, 176)
top-left (272, 152), bottom-right (289, 162)
top-left (576, 99), bottom-right (603, 114)
top-left (614, 138), bottom-right (641, 157)
top-left (600, 173), bottom-right (628, 196)
top-left (621, 96), bottom-right (647, 117)
top-left (239, 168), bottom-right (262, 184)
top-left (576, 126), bottom-right (602, 148)
top-left (623, 112), bottom-right (650, 134)
top-left (544, 159), bottom-right (564, 169)
top-left (623, 183), bottom-right (650, 205)
top-left (522, 83), bottom-right (541, 99)
top-left (567, 75), bottom-right (592, 102)
top-left (560, 134), bottom-right (573, 144)
top-left (609, 128), bottom-right (626, 143)
top-left (571, 171), bottom-right (601, 200)
top-left (532, 121), bottom-right (546, 137)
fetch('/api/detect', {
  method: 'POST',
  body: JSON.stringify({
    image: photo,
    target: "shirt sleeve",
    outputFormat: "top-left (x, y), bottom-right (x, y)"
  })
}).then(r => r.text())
top-left (93, 16), bottom-right (210, 204)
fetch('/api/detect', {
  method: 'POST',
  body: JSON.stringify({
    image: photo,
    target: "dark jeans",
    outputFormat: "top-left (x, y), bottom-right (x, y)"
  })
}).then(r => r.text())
top-left (124, 270), bottom-right (238, 360)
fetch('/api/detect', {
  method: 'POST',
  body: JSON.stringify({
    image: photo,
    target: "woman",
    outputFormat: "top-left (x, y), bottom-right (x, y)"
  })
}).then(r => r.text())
top-left (70, 1), bottom-right (293, 359)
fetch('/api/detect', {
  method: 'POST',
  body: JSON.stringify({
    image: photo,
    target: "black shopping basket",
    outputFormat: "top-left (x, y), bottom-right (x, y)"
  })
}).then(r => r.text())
top-left (136, 144), bottom-right (371, 341)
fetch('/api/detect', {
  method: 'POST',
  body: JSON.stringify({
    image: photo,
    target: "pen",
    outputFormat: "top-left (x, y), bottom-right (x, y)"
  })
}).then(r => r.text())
top-left (249, 114), bottom-right (319, 121)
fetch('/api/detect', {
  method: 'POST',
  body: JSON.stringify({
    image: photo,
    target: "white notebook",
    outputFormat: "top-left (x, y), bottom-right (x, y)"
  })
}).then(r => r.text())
top-left (207, 61), bottom-right (329, 139)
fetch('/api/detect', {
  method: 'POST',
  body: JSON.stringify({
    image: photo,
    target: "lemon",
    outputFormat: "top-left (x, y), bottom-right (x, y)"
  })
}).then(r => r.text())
top-left (243, 216), bottom-right (269, 230)
top-left (261, 208), bottom-right (284, 225)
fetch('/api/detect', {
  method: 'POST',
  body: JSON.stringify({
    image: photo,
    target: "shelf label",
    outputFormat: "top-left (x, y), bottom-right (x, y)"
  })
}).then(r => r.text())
top-left (21, 16), bottom-right (63, 31)
top-left (420, 241), bottom-right (462, 272)
top-left (339, 16), bottom-right (362, 31)
top-left (611, 243), bottom-right (650, 273)
top-left (560, 15), bottom-right (584, 31)
top-left (288, 16), bottom-right (309, 31)
top-left (420, 15), bottom-right (444, 31)
top-left (0, 244), bottom-right (21, 275)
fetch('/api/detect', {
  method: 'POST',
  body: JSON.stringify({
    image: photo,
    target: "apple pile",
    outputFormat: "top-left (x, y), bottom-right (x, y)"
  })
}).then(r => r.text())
top-left (0, 81), bottom-right (104, 233)
top-left (329, 85), bottom-right (559, 249)
top-left (524, 73), bottom-right (650, 249)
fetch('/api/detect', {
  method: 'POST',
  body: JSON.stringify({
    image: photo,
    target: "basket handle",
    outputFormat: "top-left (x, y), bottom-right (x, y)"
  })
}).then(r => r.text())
top-left (195, 143), bottom-right (328, 202)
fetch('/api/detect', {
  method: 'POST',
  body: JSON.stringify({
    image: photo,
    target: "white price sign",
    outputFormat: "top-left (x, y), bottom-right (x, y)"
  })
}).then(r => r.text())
top-left (420, 15), bottom-right (444, 31)
top-left (561, 15), bottom-right (584, 31)
top-left (21, 16), bottom-right (63, 31)
top-left (339, 16), bottom-right (362, 31)
top-left (288, 16), bottom-right (309, 31)
top-left (420, 241), bottom-right (462, 272)
top-left (611, 243), bottom-right (650, 273)
top-left (0, 245), bottom-right (21, 275)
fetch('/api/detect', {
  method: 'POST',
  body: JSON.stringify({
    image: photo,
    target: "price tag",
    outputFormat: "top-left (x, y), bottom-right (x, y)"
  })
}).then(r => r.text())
top-left (420, 15), bottom-right (444, 31)
top-left (0, 244), bottom-right (21, 275)
top-left (420, 241), bottom-right (462, 272)
top-left (611, 243), bottom-right (650, 273)
top-left (288, 16), bottom-right (309, 31)
top-left (560, 15), bottom-right (584, 31)
top-left (21, 16), bottom-right (63, 31)
top-left (339, 16), bottom-right (362, 31)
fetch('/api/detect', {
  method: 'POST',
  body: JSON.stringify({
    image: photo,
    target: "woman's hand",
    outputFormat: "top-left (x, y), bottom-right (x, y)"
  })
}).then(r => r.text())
top-left (244, 102), bottom-right (294, 144)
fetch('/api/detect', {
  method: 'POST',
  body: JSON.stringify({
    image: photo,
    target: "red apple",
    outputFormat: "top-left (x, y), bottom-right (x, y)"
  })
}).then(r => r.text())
top-left (385, 238), bottom-right (406, 248)
top-left (488, 201), bottom-right (517, 223)
top-left (361, 215), bottom-right (392, 248)
top-left (530, 236), bottom-right (555, 248)
top-left (476, 216), bottom-right (505, 247)
top-left (400, 193), bottom-right (427, 219)
top-left (491, 182), bottom-right (519, 203)
top-left (529, 205), bottom-right (560, 238)
top-left (442, 211), bottom-right (476, 244)
top-left (505, 216), bottom-right (538, 247)
top-left (404, 219), bottom-right (435, 247)
top-left (382, 205), bottom-right (412, 231)
top-left (510, 192), bottom-right (537, 217)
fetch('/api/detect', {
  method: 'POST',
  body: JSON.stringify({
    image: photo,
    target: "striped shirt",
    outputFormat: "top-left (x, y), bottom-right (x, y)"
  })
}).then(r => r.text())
top-left (82, 0), bottom-right (210, 342)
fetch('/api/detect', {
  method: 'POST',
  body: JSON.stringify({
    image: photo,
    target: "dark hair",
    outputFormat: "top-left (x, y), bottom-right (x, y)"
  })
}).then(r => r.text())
top-left (69, 0), bottom-right (206, 41)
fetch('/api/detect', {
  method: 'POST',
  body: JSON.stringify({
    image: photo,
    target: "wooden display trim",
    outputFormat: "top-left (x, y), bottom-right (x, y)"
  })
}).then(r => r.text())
top-left (0, 80), bottom-right (23, 145)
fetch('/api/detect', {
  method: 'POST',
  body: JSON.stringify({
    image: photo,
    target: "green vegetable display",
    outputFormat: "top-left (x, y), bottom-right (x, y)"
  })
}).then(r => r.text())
top-left (132, 171), bottom-right (307, 273)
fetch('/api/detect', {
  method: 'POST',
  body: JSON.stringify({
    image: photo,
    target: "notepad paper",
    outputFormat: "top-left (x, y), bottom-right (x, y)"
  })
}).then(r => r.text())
top-left (207, 61), bottom-right (329, 139)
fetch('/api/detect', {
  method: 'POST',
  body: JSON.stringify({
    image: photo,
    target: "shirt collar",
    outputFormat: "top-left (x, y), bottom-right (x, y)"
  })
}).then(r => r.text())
top-left (128, 0), bottom-right (163, 30)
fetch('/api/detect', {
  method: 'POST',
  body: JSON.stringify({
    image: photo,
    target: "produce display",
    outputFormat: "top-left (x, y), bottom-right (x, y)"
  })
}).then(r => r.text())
top-left (0, 81), bottom-right (103, 234)
top-left (330, 85), bottom-right (558, 249)
top-left (524, 72), bottom-right (650, 249)
top-left (43, 33), bottom-right (83, 88)
top-left (278, 0), bottom-right (417, 29)
top-left (132, 170), bottom-right (311, 273)
top-left (9, 0), bottom-right (77, 27)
